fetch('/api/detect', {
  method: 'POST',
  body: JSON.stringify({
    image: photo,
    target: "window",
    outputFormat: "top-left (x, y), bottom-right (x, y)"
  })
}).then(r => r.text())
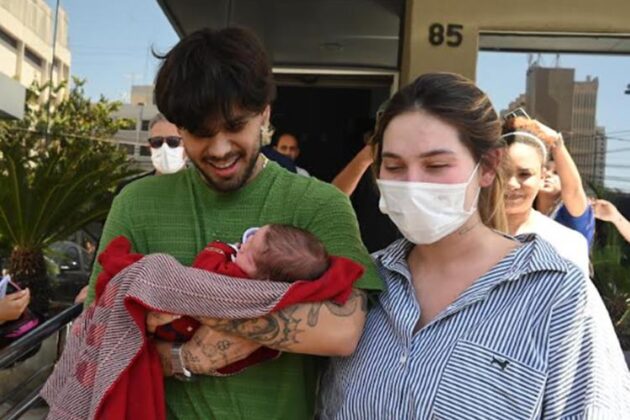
top-left (24, 47), bottom-right (42, 68)
top-left (0, 27), bottom-right (17, 49)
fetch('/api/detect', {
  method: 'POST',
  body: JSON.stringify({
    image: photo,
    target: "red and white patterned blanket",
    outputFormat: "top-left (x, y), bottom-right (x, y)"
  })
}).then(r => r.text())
top-left (41, 243), bottom-right (362, 420)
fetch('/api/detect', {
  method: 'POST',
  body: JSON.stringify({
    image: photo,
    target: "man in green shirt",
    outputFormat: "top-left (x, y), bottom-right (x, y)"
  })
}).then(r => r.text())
top-left (85, 26), bottom-right (383, 419)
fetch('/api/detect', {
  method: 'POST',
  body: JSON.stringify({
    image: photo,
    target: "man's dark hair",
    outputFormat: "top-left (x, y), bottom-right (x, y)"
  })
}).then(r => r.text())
top-left (272, 132), bottom-right (300, 147)
top-left (154, 27), bottom-right (276, 136)
top-left (253, 224), bottom-right (329, 282)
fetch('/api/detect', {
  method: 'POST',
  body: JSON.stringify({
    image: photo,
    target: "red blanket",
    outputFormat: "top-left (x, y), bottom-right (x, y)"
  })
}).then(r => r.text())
top-left (41, 236), bottom-right (363, 420)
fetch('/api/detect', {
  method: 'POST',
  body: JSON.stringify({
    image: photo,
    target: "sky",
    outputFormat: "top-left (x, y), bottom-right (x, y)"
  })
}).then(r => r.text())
top-left (478, 52), bottom-right (630, 192)
top-left (49, 0), bottom-right (630, 191)
top-left (50, 0), bottom-right (178, 101)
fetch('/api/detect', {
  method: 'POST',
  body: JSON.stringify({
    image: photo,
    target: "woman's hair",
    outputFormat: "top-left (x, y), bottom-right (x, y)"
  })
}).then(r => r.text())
top-left (370, 72), bottom-right (507, 232)
top-left (501, 118), bottom-right (549, 167)
top-left (252, 224), bottom-right (330, 282)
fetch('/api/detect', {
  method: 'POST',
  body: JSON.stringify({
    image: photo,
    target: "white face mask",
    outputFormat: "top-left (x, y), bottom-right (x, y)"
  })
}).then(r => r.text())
top-left (377, 164), bottom-right (480, 245)
top-left (150, 144), bottom-right (186, 174)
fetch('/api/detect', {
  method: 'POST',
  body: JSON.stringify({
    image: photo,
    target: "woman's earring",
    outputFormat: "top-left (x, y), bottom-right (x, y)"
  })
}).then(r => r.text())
top-left (260, 124), bottom-right (274, 146)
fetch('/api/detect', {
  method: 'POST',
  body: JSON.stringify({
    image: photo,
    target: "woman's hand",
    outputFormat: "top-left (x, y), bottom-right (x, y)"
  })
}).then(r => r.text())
top-left (0, 289), bottom-right (30, 323)
top-left (509, 117), bottom-right (562, 149)
top-left (74, 285), bottom-right (89, 304)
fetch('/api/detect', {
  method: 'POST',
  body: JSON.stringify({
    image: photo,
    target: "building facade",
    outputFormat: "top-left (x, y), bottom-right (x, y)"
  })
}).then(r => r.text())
top-left (111, 85), bottom-right (159, 171)
top-left (0, 0), bottom-right (71, 118)
top-left (524, 66), bottom-right (604, 186)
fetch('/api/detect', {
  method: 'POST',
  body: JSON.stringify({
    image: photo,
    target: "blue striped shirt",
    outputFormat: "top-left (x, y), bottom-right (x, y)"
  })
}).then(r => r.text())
top-left (320, 235), bottom-right (630, 419)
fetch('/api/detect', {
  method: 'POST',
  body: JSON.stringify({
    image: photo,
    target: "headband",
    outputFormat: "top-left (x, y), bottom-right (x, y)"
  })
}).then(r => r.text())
top-left (500, 131), bottom-right (548, 163)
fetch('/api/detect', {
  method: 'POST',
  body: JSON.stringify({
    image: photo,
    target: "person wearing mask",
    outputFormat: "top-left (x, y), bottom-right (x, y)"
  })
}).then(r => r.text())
top-left (114, 113), bottom-right (187, 195)
top-left (593, 198), bottom-right (630, 243)
top-left (148, 113), bottom-right (188, 175)
top-left (320, 72), bottom-right (629, 419)
top-left (274, 132), bottom-right (310, 176)
top-left (503, 129), bottom-right (590, 276)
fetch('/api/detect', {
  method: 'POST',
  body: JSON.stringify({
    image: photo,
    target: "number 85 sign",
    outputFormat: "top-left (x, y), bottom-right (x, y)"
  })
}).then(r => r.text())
top-left (428, 23), bottom-right (464, 47)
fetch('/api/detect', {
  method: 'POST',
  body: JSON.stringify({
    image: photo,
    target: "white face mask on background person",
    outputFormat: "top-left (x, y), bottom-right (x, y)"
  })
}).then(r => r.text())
top-left (377, 164), bottom-right (480, 245)
top-left (150, 143), bottom-right (187, 174)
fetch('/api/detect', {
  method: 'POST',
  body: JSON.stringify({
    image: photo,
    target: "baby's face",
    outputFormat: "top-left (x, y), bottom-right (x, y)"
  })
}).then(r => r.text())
top-left (234, 226), bottom-right (269, 278)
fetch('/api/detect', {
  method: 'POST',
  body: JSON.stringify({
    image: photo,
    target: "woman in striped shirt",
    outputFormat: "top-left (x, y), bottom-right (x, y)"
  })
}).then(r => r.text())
top-left (320, 72), bottom-right (630, 419)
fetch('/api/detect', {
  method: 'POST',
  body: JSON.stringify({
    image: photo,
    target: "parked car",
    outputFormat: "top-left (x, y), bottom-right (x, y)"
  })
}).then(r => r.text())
top-left (48, 241), bottom-right (93, 304)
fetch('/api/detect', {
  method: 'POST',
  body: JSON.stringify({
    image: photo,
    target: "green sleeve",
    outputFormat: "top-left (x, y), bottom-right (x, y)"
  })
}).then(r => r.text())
top-left (299, 184), bottom-right (384, 292)
top-left (84, 190), bottom-right (137, 306)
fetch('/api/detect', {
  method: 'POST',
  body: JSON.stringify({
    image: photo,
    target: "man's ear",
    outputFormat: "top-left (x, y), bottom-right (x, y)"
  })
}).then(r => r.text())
top-left (262, 105), bottom-right (271, 125)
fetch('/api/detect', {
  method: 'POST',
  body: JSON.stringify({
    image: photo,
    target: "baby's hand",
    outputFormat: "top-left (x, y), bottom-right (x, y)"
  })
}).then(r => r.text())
top-left (146, 311), bottom-right (182, 334)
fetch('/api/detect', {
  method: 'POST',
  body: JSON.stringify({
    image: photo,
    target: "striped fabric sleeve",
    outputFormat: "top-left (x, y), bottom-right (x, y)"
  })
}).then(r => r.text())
top-left (542, 268), bottom-right (630, 418)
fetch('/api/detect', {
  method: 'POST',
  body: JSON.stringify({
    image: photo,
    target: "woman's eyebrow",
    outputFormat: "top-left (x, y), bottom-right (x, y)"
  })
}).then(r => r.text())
top-left (382, 149), bottom-right (455, 159)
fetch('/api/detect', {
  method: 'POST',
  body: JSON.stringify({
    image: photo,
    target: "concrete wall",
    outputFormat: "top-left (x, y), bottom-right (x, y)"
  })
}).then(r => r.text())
top-left (0, 0), bottom-right (71, 90)
top-left (0, 71), bottom-right (25, 119)
top-left (401, 0), bottom-right (630, 83)
top-left (0, 34), bottom-right (16, 76)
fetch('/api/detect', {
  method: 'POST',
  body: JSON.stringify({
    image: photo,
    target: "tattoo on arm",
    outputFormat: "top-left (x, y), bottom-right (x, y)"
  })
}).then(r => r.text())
top-left (307, 289), bottom-right (368, 327)
top-left (183, 328), bottom-right (237, 374)
top-left (203, 306), bottom-right (304, 350)
top-left (200, 291), bottom-right (368, 349)
top-left (182, 346), bottom-right (204, 374)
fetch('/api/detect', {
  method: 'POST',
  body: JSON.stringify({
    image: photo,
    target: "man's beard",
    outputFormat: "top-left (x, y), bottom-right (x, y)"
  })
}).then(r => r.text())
top-left (194, 135), bottom-right (262, 192)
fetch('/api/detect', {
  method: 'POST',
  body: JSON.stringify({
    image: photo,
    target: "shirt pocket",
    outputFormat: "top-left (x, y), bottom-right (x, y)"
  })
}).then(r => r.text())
top-left (430, 340), bottom-right (546, 420)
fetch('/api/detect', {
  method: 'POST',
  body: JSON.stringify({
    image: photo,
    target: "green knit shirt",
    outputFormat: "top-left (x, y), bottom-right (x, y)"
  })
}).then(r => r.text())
top-left (85, 162), bottom-right (383, 420)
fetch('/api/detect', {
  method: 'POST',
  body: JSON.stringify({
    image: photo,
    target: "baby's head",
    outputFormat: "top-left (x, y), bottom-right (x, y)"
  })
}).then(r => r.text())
top-left (235, 224), bottom-right (330, 282)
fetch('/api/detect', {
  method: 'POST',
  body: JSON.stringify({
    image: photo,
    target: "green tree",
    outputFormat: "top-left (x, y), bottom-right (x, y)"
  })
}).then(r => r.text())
top-left (0, 79), bottom-right (139, 314)
top-left (590, 183), bottom-right (630, 349)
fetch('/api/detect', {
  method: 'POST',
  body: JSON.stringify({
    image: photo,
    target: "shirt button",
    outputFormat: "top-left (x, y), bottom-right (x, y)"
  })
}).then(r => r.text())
top-left (399, 353), bottom-right (408, 364)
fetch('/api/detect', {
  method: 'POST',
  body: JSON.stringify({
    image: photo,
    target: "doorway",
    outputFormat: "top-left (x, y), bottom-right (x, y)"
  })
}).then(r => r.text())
top-left (271, 69), bottom-right (401, 251)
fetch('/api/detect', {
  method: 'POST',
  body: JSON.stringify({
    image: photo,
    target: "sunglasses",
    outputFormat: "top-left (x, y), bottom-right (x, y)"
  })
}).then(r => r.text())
top-left (148, 136), bottom-right (182, 148)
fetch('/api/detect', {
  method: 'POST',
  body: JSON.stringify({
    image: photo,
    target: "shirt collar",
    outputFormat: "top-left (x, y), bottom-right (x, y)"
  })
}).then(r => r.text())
top-left (374, 233), bottom-right (570, 288)
top-left (373, 233), bottom-right (572, 328)
top-left (372, 239), bottom-right (414, 279)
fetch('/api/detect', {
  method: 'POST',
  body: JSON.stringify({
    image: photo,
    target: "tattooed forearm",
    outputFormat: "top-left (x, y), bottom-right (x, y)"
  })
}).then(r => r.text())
top-left (307, 289), bottom-right (368, 327)
top-left (202, 306), bottom-right (304, 350)
top-left (181, 326), bottom-right (262, 374)
top-left (182, 345), bottom-right (205, 374)
top-left (182, 328), bottom-right (237, 374)
top-left (197, 290), bottom-right (368, 353)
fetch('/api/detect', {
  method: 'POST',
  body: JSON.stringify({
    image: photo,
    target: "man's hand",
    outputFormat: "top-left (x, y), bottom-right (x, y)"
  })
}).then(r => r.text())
top-left (152, 327), bottom-right (261, 376)
top-left (0, 289), bottom-right (30, 324)
top-left (183, 326), bottom-right (261, 375)
top-left (146, 311), bottom-right (182, 333)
